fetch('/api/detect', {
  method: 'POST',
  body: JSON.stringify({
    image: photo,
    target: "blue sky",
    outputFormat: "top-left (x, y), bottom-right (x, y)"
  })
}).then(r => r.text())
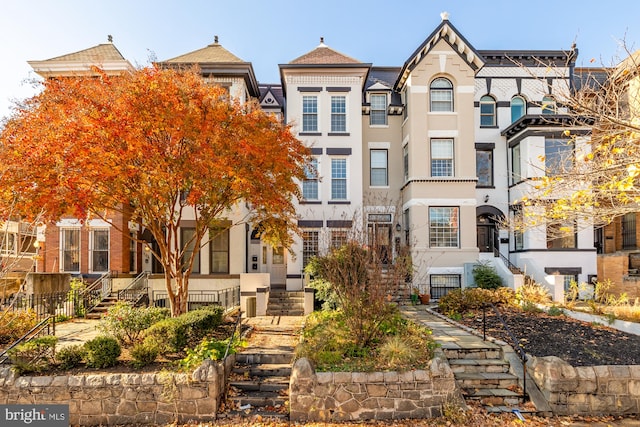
top-left (1, 0), bottom-right (639, 119)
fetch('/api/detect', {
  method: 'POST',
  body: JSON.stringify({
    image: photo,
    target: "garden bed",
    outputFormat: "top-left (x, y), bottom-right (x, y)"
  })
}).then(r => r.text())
top-left (454, 307), bottom-right (640, 366)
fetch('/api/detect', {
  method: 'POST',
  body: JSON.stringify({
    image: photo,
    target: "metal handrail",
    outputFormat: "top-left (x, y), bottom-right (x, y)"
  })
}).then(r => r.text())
top-left (82, 272), bottom-right (112, 315)
top-left (117, 271), bottom-right (149, 303)
top-left (482, 302), bottom-right (528, 400)
top-left (0, 315), bottom-right (55, 364)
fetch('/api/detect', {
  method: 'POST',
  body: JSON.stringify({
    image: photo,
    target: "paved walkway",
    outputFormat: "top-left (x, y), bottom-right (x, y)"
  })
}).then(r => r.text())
top-left (400, 304), bottom-right (501, 352)
top-left (53, 318), bottom-right (103, 348)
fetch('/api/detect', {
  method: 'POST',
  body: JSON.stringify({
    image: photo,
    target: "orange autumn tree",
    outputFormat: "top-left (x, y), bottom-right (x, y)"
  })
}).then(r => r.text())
top-left (0, 66), bottom-right (309, 316)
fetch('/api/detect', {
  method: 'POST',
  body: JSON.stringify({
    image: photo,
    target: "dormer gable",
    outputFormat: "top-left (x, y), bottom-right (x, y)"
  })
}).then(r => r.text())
top-left (394, 12), bottom-right (485, 90)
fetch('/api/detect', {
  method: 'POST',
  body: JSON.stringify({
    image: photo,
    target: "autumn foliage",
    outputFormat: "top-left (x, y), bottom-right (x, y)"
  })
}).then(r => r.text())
top-left (0, 66), bottom-right (308, 315)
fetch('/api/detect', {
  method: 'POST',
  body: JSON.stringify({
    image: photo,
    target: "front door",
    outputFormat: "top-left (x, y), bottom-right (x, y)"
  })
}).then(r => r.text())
top-left (266, 245), bottom-right (286, 286)
top-left (477, 225), bottom-right (493, 253)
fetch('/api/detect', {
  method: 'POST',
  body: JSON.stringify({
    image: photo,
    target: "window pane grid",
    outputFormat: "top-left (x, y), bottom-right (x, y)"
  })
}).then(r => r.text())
top-left (92, 229), bottom-right (109, 272)
top-left (303, 158), bottom-right (318, 200)
top-left (331, 159), bottom-right (347, 199)
top-left (302, 96), bottom-right (318, 132)
top-left (431, 139), bottom-right (454, 177)
top-left (370, 94), bottom-right (387, 125)
top-left (303, 231), bottom-right (319, 268)
top-left (480, 96), bottom-right (496, 126)
top-left (331, 96), bottom-right (346, 132)
top-left (430, 78), bottom-right (453, 112)
top-left (370, 149), bottom-right (388, 186)
top-left (429, 207), bottom-right (459, 248)
top-left (209, 227), bottom-right (229, 273)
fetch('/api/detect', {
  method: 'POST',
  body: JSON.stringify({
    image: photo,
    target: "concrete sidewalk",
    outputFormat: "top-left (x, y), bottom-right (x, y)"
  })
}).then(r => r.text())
top-left (52, 318), bottom-right (103, 348)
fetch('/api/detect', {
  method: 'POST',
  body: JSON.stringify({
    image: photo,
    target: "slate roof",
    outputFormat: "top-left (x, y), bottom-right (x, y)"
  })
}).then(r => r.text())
top-left (259, 84), bottom-right (285, 107)
top-left (573, 67), bottom-right (610, 91)
top-left (365, 67), bottom-right (402, 106)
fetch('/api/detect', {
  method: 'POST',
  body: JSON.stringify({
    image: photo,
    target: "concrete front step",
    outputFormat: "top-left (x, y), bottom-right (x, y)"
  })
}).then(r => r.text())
top-left (463, 387), bottom-right (523, 406)
top-left (448, 358), bottom-right (510, 374)
top-left (266, 311), bottom-right (304, 317)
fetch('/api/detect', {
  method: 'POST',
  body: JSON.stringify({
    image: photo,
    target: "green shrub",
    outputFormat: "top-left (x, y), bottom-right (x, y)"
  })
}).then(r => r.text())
top-left (84, 336), bottom-right (121, 368)
top-left (0, 310), bottom-right (38, 345)
top-left (56, 344), bottom-right (85, 369)
top-left (98, 302), bottom-right (169, 346)
top-left (7, 335), bottom-right (58, 374)
top-left (547, 305), bottom-right (565, 317)
top-left (178, 337), bottom-right (230, 371)
top-left (144, 305), bottom-right (224, 354)
top-left (130, 341), bottom-right (159, 368)
top-left (472, 262), bottom-right (503, 290)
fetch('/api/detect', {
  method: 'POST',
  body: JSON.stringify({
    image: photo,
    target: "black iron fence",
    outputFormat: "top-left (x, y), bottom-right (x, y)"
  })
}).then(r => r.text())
top-left (3, 289), bottom-right (100, 322)
top-left (152, 287), bottom-right (240, 312)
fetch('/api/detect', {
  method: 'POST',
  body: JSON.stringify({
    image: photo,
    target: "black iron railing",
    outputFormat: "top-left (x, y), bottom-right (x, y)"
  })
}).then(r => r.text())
top-left (118, 271), bottom-right (149, 305)
top-left (224, 310), bottom-right (243, 360)
top-left (0, 315), bottom-right (55, 364)
top-left (482, 302), bottom-right (528, 399)
top-left (152, 286), bottom-right (240, 312)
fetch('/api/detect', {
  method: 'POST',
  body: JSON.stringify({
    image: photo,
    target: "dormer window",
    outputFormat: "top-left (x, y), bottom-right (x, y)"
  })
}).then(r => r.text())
top-left (370, 94), bottom-right (387, 125)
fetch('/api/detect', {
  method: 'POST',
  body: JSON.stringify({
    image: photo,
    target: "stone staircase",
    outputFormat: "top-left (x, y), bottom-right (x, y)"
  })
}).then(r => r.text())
top-left (444, 343), bottom-right (526, 412)
top-left (85, 293), bottom-right (118, 320)
top-left (223, 344), bottom-right (295, 418)
top-left (266, 290), bottom-right (304, 316)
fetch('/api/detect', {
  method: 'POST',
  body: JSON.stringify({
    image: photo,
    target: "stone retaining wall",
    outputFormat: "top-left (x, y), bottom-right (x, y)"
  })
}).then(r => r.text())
top-left (0, 355), bottom-right (235, 426)
top-left (289, 355), bottom-right (457, 422)
top-left (529, 355), bottom-right (640, 416)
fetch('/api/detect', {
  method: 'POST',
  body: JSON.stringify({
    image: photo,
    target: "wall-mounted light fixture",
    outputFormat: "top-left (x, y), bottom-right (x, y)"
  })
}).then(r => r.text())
top-left (395, 223), bottom-right (402, 232)
top-left (484, 194), bottom-right (490, 203)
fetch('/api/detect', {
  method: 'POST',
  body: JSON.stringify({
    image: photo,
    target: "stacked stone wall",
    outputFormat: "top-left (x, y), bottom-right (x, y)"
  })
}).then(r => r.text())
top-left (289, 356), bottom-right (457, 422)
top-left (0, 356), bottom-right (234, 426)
top-left (530, 356), bottom-right (640, 416)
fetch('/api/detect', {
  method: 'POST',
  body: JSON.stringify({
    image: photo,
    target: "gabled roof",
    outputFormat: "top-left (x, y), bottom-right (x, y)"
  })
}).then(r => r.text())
top-left (394, 13), bottom-right (485, 90)
top-left (289, 38), bottom-right (362, 65)
top-left (160, 36), bottom-right (259, 97)
top-left (28, 40), bottom-right (133, 77)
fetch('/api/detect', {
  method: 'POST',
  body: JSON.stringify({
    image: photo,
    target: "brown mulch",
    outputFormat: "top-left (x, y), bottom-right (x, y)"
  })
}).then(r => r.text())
top-left (454, 306), bottom-right (640, 366)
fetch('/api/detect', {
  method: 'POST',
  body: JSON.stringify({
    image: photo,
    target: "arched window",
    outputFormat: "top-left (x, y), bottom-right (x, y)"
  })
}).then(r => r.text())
top-left (480, 95), bottom-right (496, 127)
top-left (542, 95), bottom-right (556, 114)
top-left (511, 96), bottom-right (526, 122)
top-left (430, 78), bottom-right (453, 112)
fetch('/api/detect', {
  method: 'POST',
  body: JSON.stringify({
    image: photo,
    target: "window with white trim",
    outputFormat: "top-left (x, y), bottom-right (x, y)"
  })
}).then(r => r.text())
top-left (431, 139), bottom-right (454, 177)
top-left (302, 95), bottom-right (318, 132)
top-left (370, 94), bottom-right (387, 125)
top-left (542, 96), bottom-right (556, 114)
top-left (90, 229), bottom-right (109, 273)
top-left (303, 230), bottom-right (319, 268)
top-left (62, 228), bottom-right (80, 272)
top-left (403, 144), bottom-right (409, 181)
top-left (331, 95), bottom-right (346, 132)
top-left (370, 149), bottom-right (388, 186)
top-left (429, 207), bottom-right (459, 248)
top-left (331, 158), bottom-right (347, 200)
top-left (302, 157), bottom-right (319, 200)
top-left (430, 78), bottom-right (453, 112)
top-left (511, 143), bottom-right (522, 184)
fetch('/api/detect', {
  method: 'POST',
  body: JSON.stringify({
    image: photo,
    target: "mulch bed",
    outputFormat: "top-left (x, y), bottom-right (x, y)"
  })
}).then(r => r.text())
top-left (454, 307), bottom-right (640, 366)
